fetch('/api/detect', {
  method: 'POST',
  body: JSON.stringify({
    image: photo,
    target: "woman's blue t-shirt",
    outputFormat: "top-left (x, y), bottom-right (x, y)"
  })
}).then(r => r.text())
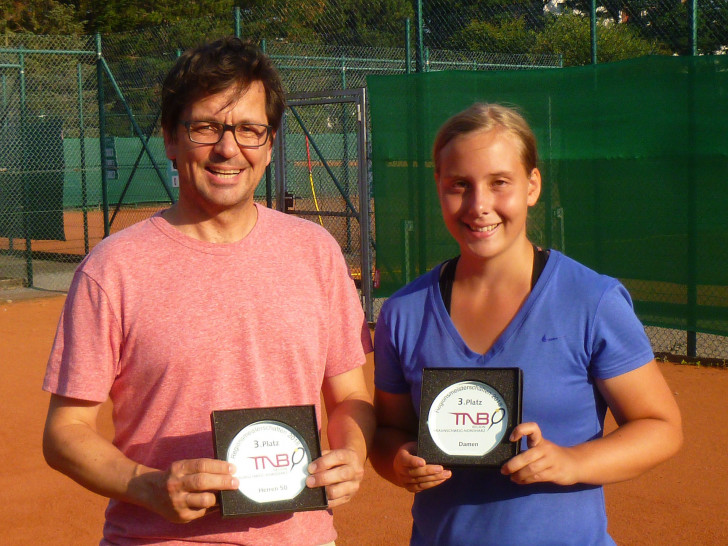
top-left (374, 250), bottom-right (654, 546)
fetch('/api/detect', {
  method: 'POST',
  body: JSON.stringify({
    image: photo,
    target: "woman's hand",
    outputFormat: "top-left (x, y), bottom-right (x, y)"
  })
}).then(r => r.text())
top-left (500, 422), bottom-right (579, 486)
top-left (394, 441), bottom-right (452, 492)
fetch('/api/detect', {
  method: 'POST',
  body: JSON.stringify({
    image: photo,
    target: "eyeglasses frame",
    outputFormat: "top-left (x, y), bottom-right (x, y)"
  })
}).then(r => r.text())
top-left (180, 120), bottom-right (273, 148)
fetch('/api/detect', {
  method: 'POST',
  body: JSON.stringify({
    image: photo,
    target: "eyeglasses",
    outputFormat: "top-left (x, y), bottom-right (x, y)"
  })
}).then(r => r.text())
top-left (181, 120), bottom-right (272, 148)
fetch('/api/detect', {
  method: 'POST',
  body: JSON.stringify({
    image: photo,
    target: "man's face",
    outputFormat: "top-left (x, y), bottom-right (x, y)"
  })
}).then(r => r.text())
top-left (164, 81), bottom-right (273, 217)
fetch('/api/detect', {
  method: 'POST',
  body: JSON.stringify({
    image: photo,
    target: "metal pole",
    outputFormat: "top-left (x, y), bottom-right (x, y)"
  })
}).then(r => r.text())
top-left (356, 89), bottom-right (373, 322)
top-left (687, 59), bottom-right (697, 356)
top-left (341, 59), bottom-right (351, 252)
top-left (261, 39), bottom-right (273, 208)
top-left (415, 0), bottom-right (424, 73)
top-left (78, 63), bottom-right (89, 255)
top-left (591, 0), bottom-right (597, 65)
top-left (1, 74), bottom-right (6, 126)
top-left (234, 6), bottom-right (241, 38)
top-left (274, 114), bottom-right (288, 212)
top-left (545, 95), bottom-right (553, 250)
top-left (19, 51), bottom-right (32, 286)
top-left (405, 19), bottom-right (411, 74)
top-left (96, 34), bottom-right (110, 237)
top-left (2, 73), bottom-right (11, 252)
top-left (690, 0), bottom-right (698, 55)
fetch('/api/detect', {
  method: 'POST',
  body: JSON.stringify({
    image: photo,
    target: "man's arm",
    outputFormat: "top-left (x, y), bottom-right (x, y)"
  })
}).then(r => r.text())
top-left (43, 393), bottom-right (239, 523)
top-left (305, 364), bottom-right (375, 508)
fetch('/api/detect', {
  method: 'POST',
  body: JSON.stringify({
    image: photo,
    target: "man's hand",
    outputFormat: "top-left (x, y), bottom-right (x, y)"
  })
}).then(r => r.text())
top-left (305, 448), bottom-right (364, 508)
top-left (43, 395), bottom-right (241, 524)
top-left (137, 458), bottom-right (239, 523)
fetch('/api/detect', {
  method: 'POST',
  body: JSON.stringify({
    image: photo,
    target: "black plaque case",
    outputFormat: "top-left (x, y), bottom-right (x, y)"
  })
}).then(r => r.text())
top-left (417, 367), bottom-right (523, 467)
top-left (211, 404), bottom-right (327, 518)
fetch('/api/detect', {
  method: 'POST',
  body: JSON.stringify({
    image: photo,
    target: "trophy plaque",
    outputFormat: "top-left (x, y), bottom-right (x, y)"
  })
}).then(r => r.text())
top-left (417, 367), bottom-right (523, 467)
top-left (211, 404), bottom-right (327, 517)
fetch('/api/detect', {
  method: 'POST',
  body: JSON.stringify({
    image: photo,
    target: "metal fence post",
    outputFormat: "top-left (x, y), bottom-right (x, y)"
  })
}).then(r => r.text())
top-left (234, 6), bottom-right (241, 38)
top-left (0, 74), bottom-right (9, 253)
top-left (356, 89), bottom-right (373, 321)
top-left (590, 0), bottom-right (597, 65)
top-left (274, 113), bottom-right (288, 212)
top-left (96, 33), bottom-right (110, 238)
top-left (690, 0), bottom-right (698, 55)
top-left (341, 59), bottom-right (352, 251)
top-left (687, 59), bottom-right (697, 356)
top-left (19, 51), bottom-right (33, 287)
top-left (261, 38), bottom-right (273, 208)
top-left (405, 18), bottom-right (412, 74)
top-left (415, 0), bottom-right (424, 73)
top-left (77, 63), bottom-right (89, 255)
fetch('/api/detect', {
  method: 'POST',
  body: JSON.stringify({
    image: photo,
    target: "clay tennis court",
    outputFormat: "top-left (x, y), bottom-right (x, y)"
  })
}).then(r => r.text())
top-left (2, 293), bottom-right (727, 545)
top-left (0, 197), bottom-right (359, 257)
top-left (0, 204), bottom-right (366, 290)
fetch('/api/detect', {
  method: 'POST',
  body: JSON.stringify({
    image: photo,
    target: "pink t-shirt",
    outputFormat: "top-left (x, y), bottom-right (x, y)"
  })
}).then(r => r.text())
top-left (44, 204), bottom-right (371, 545)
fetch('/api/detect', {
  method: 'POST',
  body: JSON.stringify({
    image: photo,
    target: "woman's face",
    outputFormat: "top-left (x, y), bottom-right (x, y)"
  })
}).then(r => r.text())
top-left (435, 128), bottom-right (541, 263)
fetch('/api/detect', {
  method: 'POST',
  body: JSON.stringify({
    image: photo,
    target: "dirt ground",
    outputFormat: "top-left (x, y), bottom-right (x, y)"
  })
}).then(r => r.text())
top-left (1, 293), bottom-right (727, 545)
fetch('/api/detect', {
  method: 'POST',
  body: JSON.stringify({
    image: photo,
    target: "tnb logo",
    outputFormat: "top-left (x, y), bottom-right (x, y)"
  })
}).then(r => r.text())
top-left (249, 453), bottom-right (290, 469)
top-left (450, 408), bottom-right (505, 429)
top-left (248, 447), bottom-right (305, 471)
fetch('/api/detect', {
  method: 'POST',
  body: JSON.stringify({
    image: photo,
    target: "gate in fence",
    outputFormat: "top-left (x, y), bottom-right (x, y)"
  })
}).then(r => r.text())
top-left (273, 88), bottom-right (373, 322)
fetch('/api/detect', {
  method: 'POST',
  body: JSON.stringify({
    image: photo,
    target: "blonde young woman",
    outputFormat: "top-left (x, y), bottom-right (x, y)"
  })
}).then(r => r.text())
top-left (371, 103), bottom-right (682, 545)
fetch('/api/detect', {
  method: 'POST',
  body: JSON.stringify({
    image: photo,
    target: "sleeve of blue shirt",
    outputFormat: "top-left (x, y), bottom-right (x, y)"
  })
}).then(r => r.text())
top-left (589, 282), bottom-right (655, 380)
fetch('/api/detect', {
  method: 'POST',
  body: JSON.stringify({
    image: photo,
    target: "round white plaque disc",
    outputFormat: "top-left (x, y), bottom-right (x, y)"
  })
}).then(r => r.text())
top-left (227, 420), bottom-right (311, 503)
top-left (427, 380), bottom-right (508, 457)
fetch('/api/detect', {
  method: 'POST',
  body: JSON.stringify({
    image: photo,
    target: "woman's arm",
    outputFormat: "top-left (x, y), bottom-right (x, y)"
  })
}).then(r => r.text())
top-left (370, 389), bottom-right (452, 492)
top-left (501, 360), bottom-right (682, 486)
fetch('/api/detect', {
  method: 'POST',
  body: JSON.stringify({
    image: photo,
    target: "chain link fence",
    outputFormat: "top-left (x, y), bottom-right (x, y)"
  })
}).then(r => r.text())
top-left (1, 35), bottom-right (97, 292)
top-left (424, 0), bottom-right (728, 60)
top-left (1, 2), bottom-right (727, 358)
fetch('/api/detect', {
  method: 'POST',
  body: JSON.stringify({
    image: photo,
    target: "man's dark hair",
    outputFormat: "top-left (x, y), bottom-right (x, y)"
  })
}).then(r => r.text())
top-left (161, 36), bottom-right (286, 140)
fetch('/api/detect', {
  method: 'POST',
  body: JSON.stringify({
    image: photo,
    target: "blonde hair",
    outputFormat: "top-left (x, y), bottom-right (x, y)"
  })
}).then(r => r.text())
top-left (432, 103), bottom-right (538, 175)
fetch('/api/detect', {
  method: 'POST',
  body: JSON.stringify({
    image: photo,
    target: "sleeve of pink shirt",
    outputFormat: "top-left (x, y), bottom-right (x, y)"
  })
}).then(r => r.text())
top-left (43, 269), bottom-right (122, 403)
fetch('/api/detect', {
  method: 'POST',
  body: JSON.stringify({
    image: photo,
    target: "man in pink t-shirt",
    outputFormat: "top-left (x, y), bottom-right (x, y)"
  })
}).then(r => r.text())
top-left (42, 37), bottom-right (374, 546)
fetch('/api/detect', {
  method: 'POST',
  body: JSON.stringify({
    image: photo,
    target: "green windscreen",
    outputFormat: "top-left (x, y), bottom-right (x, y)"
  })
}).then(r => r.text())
top-left (369, 55), bottom-right (728, 336)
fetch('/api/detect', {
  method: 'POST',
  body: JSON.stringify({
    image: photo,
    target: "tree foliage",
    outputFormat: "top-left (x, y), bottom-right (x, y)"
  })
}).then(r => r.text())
top-left (561, 0), bottom-right (728, 55)
top-left (446, 17), bottom-right (538, 54)
top-left (0, 0), bottom-right (85, 34)
top-left (236, 0), bottom-right (328, 43)
top-left (0, 0), bottom-right (722, 58)
top-left (533, 12), bottom-right (668, 66)
top-left (315, 0), bottom-right (414, 48)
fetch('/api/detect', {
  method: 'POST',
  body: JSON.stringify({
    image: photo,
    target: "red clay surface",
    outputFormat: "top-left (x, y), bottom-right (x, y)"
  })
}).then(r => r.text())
top-left (0, 208), bottom-right (166, 256)
top-left (0, 200), bottom-right (356, 257)
top-left (2, 294), bottom-right (727, 545)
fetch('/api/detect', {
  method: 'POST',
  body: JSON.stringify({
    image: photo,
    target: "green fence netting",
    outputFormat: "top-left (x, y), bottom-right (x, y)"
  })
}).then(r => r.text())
top-left (0, 117), bottom-right (65, 241)
top-left (369, 54), bottom-right (728, 338)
